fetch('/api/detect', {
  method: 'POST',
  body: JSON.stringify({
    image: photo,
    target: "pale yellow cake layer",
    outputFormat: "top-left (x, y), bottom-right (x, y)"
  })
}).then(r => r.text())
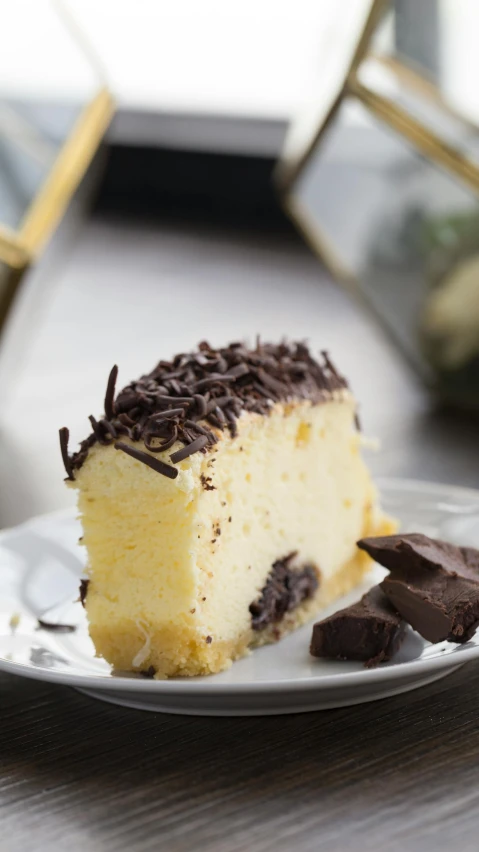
top-left (74, 394), bottom-right (394, 677)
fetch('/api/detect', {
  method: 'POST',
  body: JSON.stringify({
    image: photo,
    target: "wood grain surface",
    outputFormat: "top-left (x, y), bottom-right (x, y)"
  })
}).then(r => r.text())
top-left (2, 215), bottom-right (479, 852)
top-left (2, 665), bottom-right (479, 852)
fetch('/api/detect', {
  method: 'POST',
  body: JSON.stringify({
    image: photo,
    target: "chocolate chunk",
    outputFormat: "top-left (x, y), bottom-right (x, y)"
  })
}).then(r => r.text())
top-left (60, 341), bottom-right (348, 479)
top-left (250, 553), bottom-right (319, 631)
top-left (310, 585), bottom-right (405, 666)
top-left (358, 534), bottom-right (479, 644)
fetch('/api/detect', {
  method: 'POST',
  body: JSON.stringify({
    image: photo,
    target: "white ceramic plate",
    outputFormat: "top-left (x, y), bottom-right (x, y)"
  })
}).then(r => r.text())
top-left (2, 478), bottom-right (479, 716)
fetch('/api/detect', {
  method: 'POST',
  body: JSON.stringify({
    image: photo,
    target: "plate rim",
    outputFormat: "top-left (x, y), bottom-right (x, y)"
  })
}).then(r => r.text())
top-left (0, 641), bottom-right (476, 694)
top-left (2, 475), bottom-right (479, 696)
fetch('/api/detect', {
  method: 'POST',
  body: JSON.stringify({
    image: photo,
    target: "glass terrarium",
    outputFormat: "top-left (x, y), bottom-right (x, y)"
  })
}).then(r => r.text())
top-left (277, 0), bottom-right (479, 410)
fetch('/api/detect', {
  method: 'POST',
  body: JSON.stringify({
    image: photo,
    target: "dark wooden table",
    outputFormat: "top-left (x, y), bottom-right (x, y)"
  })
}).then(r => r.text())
top-left (2, 664), bottom-right (479, 852)
top-left (1, 215), bottom-right (479, 852)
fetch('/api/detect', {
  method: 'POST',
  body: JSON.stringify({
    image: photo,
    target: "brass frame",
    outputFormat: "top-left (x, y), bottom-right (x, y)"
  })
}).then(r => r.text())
top-left (276, 0), bottom-right (479, 286)
top-left (0, 87), bottom-right (114, 270)
top-left (275, 0), bottom-right (387, 195)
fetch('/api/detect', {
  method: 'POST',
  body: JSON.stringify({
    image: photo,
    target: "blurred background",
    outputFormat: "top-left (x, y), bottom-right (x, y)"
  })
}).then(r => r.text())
top-left (1, 0), bottom-right (478, 529)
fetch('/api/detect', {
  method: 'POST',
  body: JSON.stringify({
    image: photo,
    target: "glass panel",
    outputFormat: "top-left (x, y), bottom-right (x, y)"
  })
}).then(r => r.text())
top-left (280, 0), bottom-right (380, 181)
top-left (363, 0), bottom-right (479, 160)
top-left (393, 0), bottom-right (441, 79)
top-left (294, 97), bottom-right (479, 407)
top-left (391, 0), bottom-right (479, 128)
top-left (0, 0), bottom-right (101, 232)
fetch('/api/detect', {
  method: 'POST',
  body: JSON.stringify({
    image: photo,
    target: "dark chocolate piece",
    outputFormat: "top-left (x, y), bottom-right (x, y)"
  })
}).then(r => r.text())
top-left (358, 534), bottom-right (479, 644)
top-left (79, 578), bottom-right (89, 608)
top-left (250, 553), bottom-right (319, 631)
top-left (37, 619), bottom-right (76, 633)
top-left (310, 585), bottom-right (405, 666)
top-left (59, 341), bottom-right (349, 479)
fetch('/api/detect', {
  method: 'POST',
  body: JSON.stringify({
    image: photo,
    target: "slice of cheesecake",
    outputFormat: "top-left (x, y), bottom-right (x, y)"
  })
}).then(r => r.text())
top-left (60, 340), bottom-right (394, 678)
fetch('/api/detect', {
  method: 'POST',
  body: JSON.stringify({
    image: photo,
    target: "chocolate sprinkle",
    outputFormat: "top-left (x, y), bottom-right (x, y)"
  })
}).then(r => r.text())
top-left (140, 665), bottom-right (156, 678)
top-left (170, 434), bottom-right (209, 463)
top-left (200, 474), bottom-right (216, 491)
top-left (114, 442), bottom-right (178, 479)
top-left (104, 364), bottom-right (118, 421)
top-left (37, 619), bottom-right (76, 633)
top-left (60, 340), bottom-right (349, 479)
top-left (79, 578), bottom-right (90, 608)
top-left (59, 427), bottom-right (74, 481)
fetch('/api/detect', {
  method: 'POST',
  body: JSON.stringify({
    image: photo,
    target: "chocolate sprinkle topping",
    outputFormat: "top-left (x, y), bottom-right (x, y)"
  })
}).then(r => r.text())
top-left (200, 474), bottom-right (216, 491)
top-left (59, 427), bottom-right (74, 481)
top-left (104, 364), bottom-right (118, 421)
top-left (37, 619), bottom-right (76, 633)
top-left (60, 340), bottom-right (349, 480)
top-left (170, 434), bottom-right (209, 463)
top-left (140, 665), bottom-right (156, 678)
top-left (79, 578), bottom-right (90, 608)
top-left (114, 442), bottom-right (178, 479)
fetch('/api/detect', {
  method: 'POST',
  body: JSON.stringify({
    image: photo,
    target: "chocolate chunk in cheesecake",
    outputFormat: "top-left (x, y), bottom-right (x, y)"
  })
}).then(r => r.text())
top-left (358, 534), bottom-right (479, 644)
top-left (310, 585), bottom-right (405, 667)
top-left (250, 554), bottom-right (319, 631)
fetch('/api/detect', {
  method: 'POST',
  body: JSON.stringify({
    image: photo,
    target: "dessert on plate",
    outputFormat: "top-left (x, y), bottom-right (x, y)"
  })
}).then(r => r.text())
top-left (310, 585), bottom-right (406, 667)
top-left (60, 340), bottom-right (394, 677)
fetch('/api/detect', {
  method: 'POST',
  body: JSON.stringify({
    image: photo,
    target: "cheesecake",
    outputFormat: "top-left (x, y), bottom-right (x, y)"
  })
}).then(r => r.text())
top-left (60, 340), bottom-right (394, 677)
